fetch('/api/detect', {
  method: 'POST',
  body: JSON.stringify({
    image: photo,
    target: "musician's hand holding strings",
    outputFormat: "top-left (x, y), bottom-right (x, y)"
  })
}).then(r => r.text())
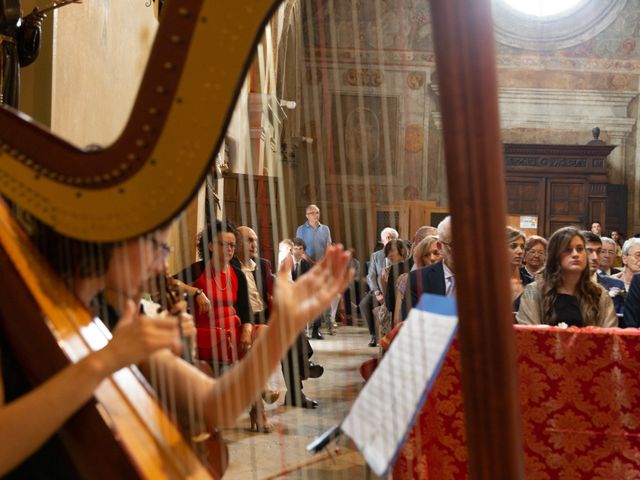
top-left (0, 302), bottom-right (181, 476)
top-left (101, 300), bottom-right (181, 371)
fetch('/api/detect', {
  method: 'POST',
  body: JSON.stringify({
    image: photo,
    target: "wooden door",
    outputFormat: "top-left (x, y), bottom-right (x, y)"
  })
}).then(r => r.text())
top-left (606, 184), bottom-right (628, 235)
top-left (505, 177), bottom-right (545, 219)
top-left (545, 179), bottom-right (587, 235)
top-left (223, 174), bottom-right (280, 265)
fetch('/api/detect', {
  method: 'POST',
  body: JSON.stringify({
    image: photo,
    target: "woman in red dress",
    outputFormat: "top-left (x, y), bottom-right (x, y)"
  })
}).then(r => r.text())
top-left (177, 220), bottom-right (273, 432)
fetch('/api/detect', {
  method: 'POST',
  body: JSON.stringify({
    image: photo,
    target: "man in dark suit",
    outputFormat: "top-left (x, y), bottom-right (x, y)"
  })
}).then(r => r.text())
top-left (359, 227), bottom-right (399, 346)
top-left (623, 274), bottom-right (640, 328)
top-left (291, 237), bottom-right (312, 280)
top-left (231, 226), bottom-right (272, 324)
top-left (291, 237), bottom-right (317, 337)
top-left (401, 217), bottom-right (455, 320)
top-left (599, 237), bottom-right (622, 276)
top-left (584, 231), bottom-right (625, 315)
top-left (235, 228), bottom-right (322, 409)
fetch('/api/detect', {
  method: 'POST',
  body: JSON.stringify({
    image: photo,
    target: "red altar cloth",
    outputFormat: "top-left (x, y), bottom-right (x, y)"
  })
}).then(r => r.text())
top-left (393, 326), bottom-right (640, 479)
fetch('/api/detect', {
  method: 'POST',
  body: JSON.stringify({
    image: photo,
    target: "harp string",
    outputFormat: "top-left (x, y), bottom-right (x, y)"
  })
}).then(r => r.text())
top-left (32, 0), bottom-right (457, 475)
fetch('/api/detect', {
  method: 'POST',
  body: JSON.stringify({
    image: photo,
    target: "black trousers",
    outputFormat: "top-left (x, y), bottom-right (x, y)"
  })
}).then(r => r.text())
top-left (343, 279), bottom-right (363, 315)
top-left (281, 333), bottom-right (314, 397)
top-left (358, 290), bottom-right (380, 336)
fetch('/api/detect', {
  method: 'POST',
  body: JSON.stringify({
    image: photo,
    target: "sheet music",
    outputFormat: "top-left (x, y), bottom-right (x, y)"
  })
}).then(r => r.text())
top-left (341, 294), bottom-right (458, 476)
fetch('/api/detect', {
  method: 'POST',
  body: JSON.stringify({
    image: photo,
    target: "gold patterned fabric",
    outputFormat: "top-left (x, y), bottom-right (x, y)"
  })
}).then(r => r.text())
top-left (394, 326), bottom-right (640, 479)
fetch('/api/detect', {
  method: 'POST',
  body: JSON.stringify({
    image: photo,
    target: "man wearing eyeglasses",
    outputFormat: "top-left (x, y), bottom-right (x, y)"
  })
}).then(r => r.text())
top-left (598, 237), bottom-right (622, 276)
top-left (616, 238), bottom-right (640, 291)
top-left (296, 204), bottom-right (333, 339)
top-left (401, 216), bottom-right (455, 321)
top-left (295, 204), bottom-right (332, 263)
top-left (621, 239), bottom-right (640, 327)
top-left (583, 231), bottom-right (625, 315)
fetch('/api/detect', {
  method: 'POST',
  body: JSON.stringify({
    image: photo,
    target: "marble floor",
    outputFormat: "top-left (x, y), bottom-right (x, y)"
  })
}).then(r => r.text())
top-left (221, 325), bottom-right (385, 480)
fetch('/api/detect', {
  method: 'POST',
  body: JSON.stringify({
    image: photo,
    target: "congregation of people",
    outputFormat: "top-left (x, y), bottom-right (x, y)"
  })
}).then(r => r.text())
top-left (358, 218), bottom-right (640, 362)
top-left (8, 188), bottom-right (640, 477)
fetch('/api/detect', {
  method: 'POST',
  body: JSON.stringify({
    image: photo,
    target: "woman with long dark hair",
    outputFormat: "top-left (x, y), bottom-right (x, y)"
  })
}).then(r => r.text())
top-left (516, 227), bottom-right (617, 327)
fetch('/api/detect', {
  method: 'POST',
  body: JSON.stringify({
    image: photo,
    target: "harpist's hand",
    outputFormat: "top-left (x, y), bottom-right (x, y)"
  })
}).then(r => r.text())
top-left (101, 300), bottom-right (181, 372)
top-left (273, 245), bottom-right (354, 337)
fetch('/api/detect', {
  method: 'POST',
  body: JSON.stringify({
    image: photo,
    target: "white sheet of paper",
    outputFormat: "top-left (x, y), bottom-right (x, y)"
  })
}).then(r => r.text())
top-left (341, 294), bottom-right (458, 476)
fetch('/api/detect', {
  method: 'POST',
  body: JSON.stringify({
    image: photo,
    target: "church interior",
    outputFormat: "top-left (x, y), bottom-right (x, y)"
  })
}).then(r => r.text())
top-left (2, 0), bottom-right (640, 478)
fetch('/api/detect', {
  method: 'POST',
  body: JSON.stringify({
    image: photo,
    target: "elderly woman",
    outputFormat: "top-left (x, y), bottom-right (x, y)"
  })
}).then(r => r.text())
top-left (521, 235), bottom-right (547, 278)
top-left (507, 227), bottom-right (534, 312)
top-left (613, 237), bottom-right (640, 291)
top-left (517, 227), bottom-right (617, 328)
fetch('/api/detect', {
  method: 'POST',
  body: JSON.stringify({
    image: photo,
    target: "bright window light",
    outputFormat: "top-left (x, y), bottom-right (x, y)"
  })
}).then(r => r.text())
top-left (501, 0), bottom-right (583, 16)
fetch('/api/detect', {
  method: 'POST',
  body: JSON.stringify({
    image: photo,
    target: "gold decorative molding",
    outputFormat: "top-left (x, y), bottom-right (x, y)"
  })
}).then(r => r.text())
top-left (405, 125), bottom-right (424, 153)
top-left (343, 68), bottom-right (383, 87)
top-left (407, 71), bottom-right (425, 90)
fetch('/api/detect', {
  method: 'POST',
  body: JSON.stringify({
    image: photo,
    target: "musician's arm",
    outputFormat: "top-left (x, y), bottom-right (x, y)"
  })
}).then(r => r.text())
top-left (0, 301), bottom-right (179, 476)
top-left (0, 351), bottom-right (117, 475)
top-left (145, 245), bottom-right (354, 429)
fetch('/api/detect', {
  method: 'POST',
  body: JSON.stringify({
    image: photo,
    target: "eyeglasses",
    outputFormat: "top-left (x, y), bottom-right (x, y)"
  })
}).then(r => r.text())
top-left (440, 240), bottom-right (453, 248)
top-left (600, 249), bottom-right (616, 255)
top-left (150, 237), bottom-right (174, 257)
top-left (627, 252), bottom-right (640, 260)
top-left (217, 241), bottom-right (236, 249)
top-left (306, 211), bottom-right (320, 216)
top-left (527, 249), bottom-right (545, 257)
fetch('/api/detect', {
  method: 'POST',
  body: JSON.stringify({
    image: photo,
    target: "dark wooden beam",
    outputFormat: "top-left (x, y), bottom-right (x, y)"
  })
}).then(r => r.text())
top-left (429, 1), bottom-right (525, 478)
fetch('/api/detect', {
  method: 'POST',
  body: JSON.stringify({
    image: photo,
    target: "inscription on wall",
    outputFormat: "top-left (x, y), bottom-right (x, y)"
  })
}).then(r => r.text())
top-left (506, 157), bottom-right (587, 168)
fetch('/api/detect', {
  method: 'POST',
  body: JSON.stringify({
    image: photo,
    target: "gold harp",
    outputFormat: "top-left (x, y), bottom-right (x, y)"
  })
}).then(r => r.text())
top-left (0, 0), bottom-right (524, 478)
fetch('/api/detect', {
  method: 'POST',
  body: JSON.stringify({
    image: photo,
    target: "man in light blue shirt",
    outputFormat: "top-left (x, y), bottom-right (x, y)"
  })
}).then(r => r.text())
top-left (296, 204), bottom-right (332, 263)
top-left (296, 204), bottom-right (333, 338)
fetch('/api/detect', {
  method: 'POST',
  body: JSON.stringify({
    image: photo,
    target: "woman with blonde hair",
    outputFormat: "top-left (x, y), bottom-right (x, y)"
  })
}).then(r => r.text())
top-left (517, 227), bottom-right (616, 327)
top-left (507, 227), bottom-right (533, 311)
top-left (393, 235), bottom-right (442, 323)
